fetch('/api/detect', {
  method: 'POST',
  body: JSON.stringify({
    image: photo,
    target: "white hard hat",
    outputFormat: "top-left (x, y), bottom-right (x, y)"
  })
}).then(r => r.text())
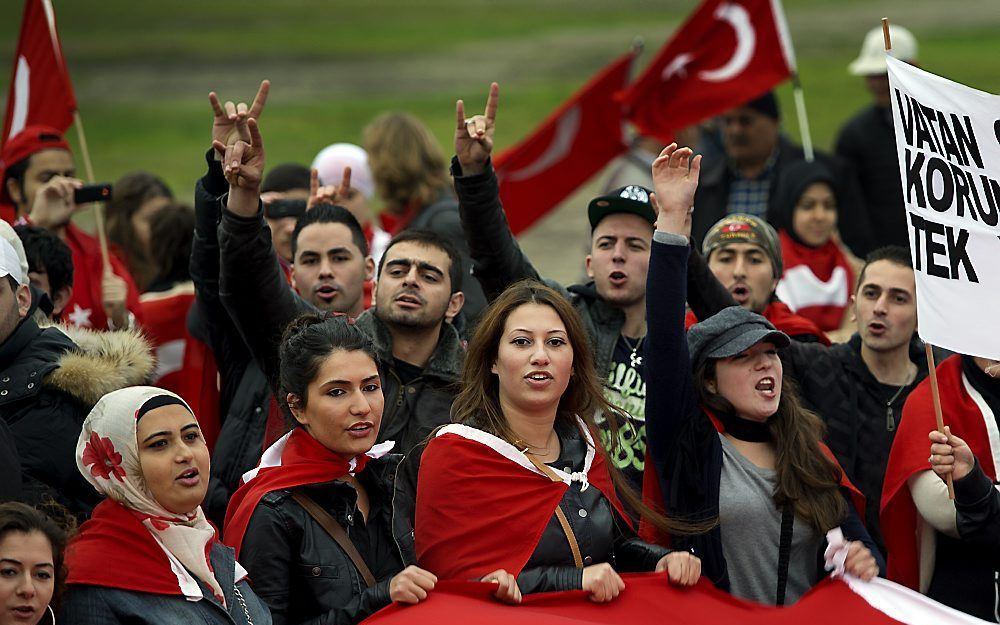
top-left (849, 25), bottom-right (918, 76)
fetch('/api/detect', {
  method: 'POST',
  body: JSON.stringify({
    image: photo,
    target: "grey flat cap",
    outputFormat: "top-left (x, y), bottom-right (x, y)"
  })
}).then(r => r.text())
top-left (688, 305), bottom-right (790, 371)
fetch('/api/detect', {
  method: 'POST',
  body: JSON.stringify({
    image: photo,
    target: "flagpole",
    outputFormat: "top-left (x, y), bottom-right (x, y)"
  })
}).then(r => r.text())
top-left (790, 73), bottom-right (814, 162)
top-left (883, 16), bottom-right (954, 499)
top-left (72, 110), bottom-right (111, 271)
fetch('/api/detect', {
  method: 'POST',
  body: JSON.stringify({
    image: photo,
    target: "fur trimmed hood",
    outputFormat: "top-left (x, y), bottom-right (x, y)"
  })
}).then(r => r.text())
top-left (44, 324), bottom-right (155, 407)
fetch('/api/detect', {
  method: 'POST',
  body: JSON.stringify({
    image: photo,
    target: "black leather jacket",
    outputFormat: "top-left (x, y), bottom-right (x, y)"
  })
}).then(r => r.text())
top-left (517, 422), bottom-right (671, 593)
top-left (239, 455), bottom-right (403, 625)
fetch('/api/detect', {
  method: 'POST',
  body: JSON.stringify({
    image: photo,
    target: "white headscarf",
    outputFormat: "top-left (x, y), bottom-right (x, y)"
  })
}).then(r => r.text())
top-left (76, 386), bottom-right (225, 602)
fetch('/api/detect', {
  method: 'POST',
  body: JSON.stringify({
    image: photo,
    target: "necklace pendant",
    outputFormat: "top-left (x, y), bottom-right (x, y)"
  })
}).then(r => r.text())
top-left (886, 405), bottom-right (896, 432)
top-left (630, 350), bottom-right (643, 368)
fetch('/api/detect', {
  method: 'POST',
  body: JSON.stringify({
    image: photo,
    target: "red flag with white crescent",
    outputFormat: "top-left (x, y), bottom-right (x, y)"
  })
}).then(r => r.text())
top-left (3, 0), bottom-right (78, 143)
top-left (619, 0), bottom-right (794, 142)
top-left (493, 51), bottom-right (635, 235)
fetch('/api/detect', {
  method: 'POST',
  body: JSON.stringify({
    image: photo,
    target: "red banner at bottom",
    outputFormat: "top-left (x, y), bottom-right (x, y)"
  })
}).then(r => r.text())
top-left (361, 573), bottom-right (929, 625)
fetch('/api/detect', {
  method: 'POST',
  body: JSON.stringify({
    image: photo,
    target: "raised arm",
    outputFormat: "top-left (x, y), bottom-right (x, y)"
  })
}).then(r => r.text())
top-left (644, 145), bottom-right (701, 475)
top-left (453, 83), bottom-right (544, 301)
top-left (213, 82), bottom-right (310, 391)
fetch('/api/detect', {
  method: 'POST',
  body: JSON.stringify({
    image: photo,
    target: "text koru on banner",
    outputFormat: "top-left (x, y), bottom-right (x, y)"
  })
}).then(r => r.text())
top-left (886, 55), bottom-right (1000, 360)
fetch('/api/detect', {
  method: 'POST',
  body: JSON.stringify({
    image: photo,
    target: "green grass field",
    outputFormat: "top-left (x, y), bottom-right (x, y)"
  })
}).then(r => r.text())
top-left (2, 0), bottom-right (998, 280)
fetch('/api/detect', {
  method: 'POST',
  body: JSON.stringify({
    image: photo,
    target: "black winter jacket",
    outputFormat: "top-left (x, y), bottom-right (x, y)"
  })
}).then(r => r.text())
top-left (216, 201), bottom-right (463, 456)
top-left (189, 150), bottom-right (273, 526)
top-left (0, 319), bottom-right (152, 516)
top-left (239, 456), bottom-right (402, 625)
top-left (691, 136), bottom-right (875, 257)
top-left (835, 105), bottom-right (908, 249)
top-left (644, 235), bottom-right (882, 594)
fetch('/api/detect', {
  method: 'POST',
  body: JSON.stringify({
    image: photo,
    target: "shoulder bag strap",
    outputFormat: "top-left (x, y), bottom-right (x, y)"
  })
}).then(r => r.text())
top-left (526, 454), bottom-right (585, 569)
top-left (775, 503), bottom-right (795, 606)
top-left (292, 490), bottom-right (377, 588)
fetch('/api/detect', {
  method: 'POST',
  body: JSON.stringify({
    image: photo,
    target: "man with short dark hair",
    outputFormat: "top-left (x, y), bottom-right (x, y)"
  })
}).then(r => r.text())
top-left (289, 203), bottom-right (374, 317)
top-left (215, 86), bottom-right (465, 454)
top-left (14, 224), bottom-right (74, 319)
top-left (1, 125), bottom-right (143, 330)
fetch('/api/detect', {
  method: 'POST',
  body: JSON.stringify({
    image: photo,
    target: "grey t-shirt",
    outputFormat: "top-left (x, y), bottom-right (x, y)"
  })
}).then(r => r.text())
top-left (718, 435), bottom-right (822, 605)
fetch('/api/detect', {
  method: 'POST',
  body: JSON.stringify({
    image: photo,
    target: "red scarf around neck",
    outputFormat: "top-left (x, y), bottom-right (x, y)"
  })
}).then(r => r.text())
top-left (777, 230), bottom-right (854, 332)
top-left (223, 427), bottom-right (373, 557)
top-left (65, 499), bottom-right (218, 596)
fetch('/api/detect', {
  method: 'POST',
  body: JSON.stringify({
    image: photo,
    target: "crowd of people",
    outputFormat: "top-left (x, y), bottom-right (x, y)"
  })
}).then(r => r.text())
top-left (1, 23), bottom-right (998, 625)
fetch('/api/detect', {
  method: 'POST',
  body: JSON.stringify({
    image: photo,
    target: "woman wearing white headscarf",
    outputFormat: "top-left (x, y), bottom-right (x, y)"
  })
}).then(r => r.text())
top-left (60, 386), bottom-right (271, 625)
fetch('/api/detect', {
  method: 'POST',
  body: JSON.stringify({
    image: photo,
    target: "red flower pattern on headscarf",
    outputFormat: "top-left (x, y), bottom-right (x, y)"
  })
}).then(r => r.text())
top-left (82, 431), bottom-right (126, 482)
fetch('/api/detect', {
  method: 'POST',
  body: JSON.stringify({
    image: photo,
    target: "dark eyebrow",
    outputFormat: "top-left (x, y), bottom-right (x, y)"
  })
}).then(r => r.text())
top-left (326, 247), bottom-right (353, 256)
top-left (386, 258), bottom-right (444, 277)
top-left (143, 423), bottom-right (199, 443)
top-left (322, 373), bottom-right (380, 385)
top-left (0, 558), bottom-right (53, 568)
top-left (509, 328), bottom-right (566, 334)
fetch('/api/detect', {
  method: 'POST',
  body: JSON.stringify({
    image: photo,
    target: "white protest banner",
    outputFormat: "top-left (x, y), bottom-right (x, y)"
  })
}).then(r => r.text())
top-left (886, 55), bottom-right (1000, 360)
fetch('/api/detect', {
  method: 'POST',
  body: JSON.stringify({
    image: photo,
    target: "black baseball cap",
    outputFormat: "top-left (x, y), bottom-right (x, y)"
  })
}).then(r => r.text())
top-left (587, 185), bottom-right (656, 231)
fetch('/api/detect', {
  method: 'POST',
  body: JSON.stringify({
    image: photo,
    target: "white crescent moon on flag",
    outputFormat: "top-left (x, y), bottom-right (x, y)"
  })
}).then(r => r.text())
top-left (9, 56), bottom-right (30, 140)
top-left (698, 2), bottom-right (755, 83)
top-left (505, 105), bottom-right (581, 182)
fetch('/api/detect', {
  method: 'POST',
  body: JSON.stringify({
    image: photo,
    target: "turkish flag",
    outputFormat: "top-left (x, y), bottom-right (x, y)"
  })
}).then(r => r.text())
top-left (3, 0), bottom-right (78, 143)
top-left (139, 284), bottom-right (221, 451)
top-left (358, 574), bottom-right (971, 625)
top-left (619, 0), bottom-right (794, 142)
top-left (493, 51), bottom-right (635, 235)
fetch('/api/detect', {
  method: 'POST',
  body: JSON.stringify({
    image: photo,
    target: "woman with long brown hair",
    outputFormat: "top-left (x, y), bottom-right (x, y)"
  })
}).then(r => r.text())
top-left (642, 144), bottom-right (881, 606)
top-left (412, 279), bottom-right (701, 603)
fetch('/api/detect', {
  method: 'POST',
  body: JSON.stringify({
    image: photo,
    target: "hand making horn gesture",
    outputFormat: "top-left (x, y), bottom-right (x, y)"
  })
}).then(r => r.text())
top-left (651, 143), bottom-right (701, 238)
top-left (208, 80), bottom-right (270, 159)
top-left (455, 82), bottom-right (499, 176)
top-left (307, 166), bottom-right (353, 210)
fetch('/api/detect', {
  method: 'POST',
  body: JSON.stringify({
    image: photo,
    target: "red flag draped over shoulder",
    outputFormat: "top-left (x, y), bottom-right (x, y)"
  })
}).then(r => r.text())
top-left (881, 355), bottom-right (1000, 590)
top-left (618, 0), bottom-right (794, 142)
top-left (3, 0), bottom-right (77, 142)
top-left (414, 422), bottom-right (628, 580)
top-left (492, 51), bottom-right (634, 235)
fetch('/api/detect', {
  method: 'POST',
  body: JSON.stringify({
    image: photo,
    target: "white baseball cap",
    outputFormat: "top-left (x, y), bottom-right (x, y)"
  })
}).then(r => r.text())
top-left (0, 221), bottom-right (28, 286)
top-left (849, 25), bottom-right (918, 76)
top-left (310, 143), bottom-right (375, 200)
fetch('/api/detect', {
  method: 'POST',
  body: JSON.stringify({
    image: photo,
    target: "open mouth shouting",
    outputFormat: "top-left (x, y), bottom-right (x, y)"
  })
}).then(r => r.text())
top-left (314, 283), bottom-right (340, 303)
top-left (755, 376), bottom-right (777, 399)
top-left (867, 320), bottom-right (888, 337)
top-left (730, 283), bottom-right (751, 305)
top-left (608, 271), bottom-right (628, 287)
top-left (175, 467), bottom-right (201, 487)
top-left (346, 421), bottom-right (376, 439)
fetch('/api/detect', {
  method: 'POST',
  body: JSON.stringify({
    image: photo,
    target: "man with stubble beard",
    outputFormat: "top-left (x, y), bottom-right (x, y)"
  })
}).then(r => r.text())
top-left (214, 87), bottom-right (465, 454)
top-left (451, 83), bottom-right (653, 494)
